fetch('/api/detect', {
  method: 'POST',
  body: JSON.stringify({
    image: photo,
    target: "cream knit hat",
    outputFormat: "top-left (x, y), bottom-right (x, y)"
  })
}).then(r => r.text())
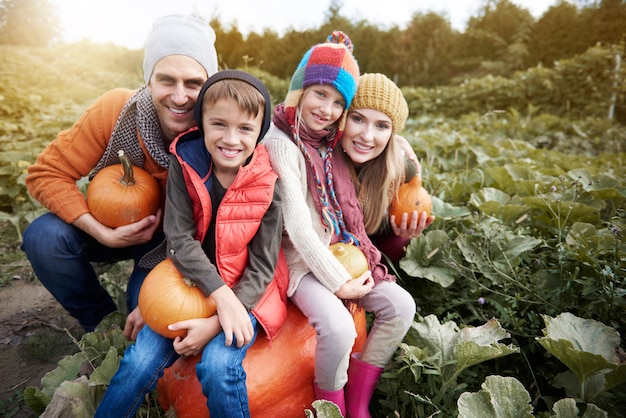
top-left (143, 14), bottom-right (218, 84)
top-left (349, 73), bottom-right (409, 134)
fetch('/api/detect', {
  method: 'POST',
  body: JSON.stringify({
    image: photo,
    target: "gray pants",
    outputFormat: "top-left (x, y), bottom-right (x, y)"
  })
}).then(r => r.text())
top-left (291, 274), bottom-right (416, 391)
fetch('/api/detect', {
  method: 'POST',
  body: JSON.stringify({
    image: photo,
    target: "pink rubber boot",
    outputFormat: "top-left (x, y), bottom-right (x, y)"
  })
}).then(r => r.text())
top-left (314, 382), bottom-right (346, 416)
top-left (345, 353), bottom-right (383, 418)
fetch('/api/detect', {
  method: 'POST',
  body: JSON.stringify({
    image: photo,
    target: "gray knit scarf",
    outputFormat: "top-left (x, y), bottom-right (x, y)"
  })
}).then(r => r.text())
top-left (89, 85), bottom-right (170, 179)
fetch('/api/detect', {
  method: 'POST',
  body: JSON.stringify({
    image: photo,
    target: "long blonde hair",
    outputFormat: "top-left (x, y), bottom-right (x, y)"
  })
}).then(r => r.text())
top-left (344, 134), bottom-right (405, 234)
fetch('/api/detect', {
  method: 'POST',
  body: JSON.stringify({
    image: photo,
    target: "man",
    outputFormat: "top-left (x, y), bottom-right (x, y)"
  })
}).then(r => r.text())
top-left (21, 14), bottom-right (218, 340)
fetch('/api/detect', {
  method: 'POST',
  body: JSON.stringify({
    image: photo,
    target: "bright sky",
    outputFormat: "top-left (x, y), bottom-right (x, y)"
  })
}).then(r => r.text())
top-left (50, 0), bottom-right (557, 50)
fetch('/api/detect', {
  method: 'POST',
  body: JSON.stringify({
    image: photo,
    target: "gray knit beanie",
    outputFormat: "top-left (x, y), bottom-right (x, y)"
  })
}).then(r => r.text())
top-left (143, 14), bottom-right (219, 84)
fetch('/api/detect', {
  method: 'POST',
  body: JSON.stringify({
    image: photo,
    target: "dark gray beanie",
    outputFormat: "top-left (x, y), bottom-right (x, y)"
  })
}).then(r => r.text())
top-left (194, 69), bottom-right (272, 144)
top-left (143, 14), bottom-right (218, 84)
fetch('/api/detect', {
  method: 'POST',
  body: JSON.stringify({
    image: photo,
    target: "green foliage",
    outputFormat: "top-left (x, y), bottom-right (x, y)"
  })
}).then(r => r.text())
top-left (386, 109), bottom-right (626, 416)
top-left (0, 390), bottom-right (23, 418)
top-left (376, 314), bottom-right (519, 417)
top-left (22, 312), bottom-right (164, 417)
top-left (404, 43), bottom-right (626, 121)
top-left (458, 375), bottom-right (609, 418)
top-left (537, 313), bottom-right (626, 402)
top-left (458, 375), bottom-right (535, 417)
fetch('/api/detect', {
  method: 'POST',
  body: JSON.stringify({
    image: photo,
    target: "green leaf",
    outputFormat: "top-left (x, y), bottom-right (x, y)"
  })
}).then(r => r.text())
top-left (401, 230), bottom-right (459, 287)
top-left (536, 313), bottom-right (626, 393)
top-left (38, 376), bottom-right (97, 418)
top-left (552, 398), bottom-right (608, 418)
top-left (23, 386), bottom-right (51, 416)
top-left (39, 352), bottom-right (89, 398)
top-left (304, 400), bottom-right (344, 418)
top-left (87, 346), bottom-right (122, 386)
top-left (411, 315), bottom-right (461, 366)
top-left (457, 375), bottom-right (534, 418)
top-left (455, 319), bottom-right (520, 372)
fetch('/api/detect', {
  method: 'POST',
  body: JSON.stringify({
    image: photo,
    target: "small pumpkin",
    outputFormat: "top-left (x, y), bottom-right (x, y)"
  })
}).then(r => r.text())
top-left (390, 175), bottom-right (432, 227)
top-left (87, 150), bottom-right (161, 228)
top-left (138, 258), bottom-right (217, 339)
top-left (329, 242), bottom-right (369, 279)
top-left (157, 302), bottom-right (368, 417)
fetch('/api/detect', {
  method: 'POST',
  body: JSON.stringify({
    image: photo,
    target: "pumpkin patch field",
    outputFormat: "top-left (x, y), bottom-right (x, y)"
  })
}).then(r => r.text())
top-left (1, 41), bottom-right (626, 417)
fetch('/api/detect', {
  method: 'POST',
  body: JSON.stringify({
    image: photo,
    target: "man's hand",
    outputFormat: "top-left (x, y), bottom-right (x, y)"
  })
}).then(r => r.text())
top-left (123, 307), bottom-right (146, 340)
top-left (74, 209), bottom-right (162, 248)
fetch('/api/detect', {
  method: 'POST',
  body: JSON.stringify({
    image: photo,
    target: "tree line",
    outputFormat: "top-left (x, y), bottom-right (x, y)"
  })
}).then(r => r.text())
top-left (1, 0), bottom-right (625, 88)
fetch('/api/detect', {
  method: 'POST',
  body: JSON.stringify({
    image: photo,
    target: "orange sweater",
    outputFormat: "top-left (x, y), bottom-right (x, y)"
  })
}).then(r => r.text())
top-left (26, 88), bottom-right (169, 224)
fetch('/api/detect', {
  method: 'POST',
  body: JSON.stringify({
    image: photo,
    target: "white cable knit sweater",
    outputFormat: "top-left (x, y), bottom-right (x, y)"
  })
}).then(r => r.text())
top-left (262, 124), bottom-right (352, 296)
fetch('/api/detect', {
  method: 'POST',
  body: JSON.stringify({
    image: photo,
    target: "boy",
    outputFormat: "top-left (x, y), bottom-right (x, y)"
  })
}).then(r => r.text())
top-left (95, 70), bottom-right (288, 418)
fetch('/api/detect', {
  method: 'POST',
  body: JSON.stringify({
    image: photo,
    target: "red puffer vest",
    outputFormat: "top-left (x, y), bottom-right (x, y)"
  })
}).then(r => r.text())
top-left (171, 128), bottom-right (289, 341)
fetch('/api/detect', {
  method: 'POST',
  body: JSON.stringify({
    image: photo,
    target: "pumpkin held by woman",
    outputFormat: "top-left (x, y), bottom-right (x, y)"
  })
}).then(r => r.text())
top-left (390, 175), bottom-right (432, 227)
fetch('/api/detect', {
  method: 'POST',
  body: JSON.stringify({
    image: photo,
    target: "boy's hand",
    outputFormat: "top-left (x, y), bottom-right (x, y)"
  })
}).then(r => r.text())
top-left (170, 316), bottom-right (222, 357)
top-left (211, 285), bottom-right (254, 348)
top-left (334, 271), bottom-right (374, 300)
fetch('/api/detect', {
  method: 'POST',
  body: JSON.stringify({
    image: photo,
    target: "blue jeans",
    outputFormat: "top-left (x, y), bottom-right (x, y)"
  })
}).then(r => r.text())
top-left (95, 313), bottom-right (259, 418)
top-left (20, 212), bottom-right (164, 331)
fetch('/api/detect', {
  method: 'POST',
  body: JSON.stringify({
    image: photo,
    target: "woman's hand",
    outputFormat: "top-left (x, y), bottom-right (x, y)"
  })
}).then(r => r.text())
top-left (390, 210), bottom-right (435, 239)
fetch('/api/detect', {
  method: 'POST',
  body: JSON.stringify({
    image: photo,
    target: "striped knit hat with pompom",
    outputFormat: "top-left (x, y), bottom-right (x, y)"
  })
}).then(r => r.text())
top-left (284, 31), bottom-right (359, 141)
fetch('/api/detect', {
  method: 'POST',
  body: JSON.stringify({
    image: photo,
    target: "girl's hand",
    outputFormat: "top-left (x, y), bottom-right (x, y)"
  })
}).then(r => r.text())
top-left (334, 271), bottom-right (374, 300)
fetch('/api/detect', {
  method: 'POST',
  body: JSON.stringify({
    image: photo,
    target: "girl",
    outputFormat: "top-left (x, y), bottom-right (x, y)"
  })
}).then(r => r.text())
top-left (263, 32), bottom-right (415, 418)
top-left (340, 73), bottom-right (435, 264)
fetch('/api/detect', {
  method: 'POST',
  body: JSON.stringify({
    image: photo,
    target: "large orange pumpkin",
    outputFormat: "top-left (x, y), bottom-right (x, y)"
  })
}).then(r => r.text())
top-left (329, 242), bottom-right (369, 279)
top-left (157, 302), bottom-right (367, 417)
top-left (390, 175), bottom-right (432, 227)
top-left (87, 150), bottom-right (161, 228)
top-left (138, 258), bottom-right (217, 339)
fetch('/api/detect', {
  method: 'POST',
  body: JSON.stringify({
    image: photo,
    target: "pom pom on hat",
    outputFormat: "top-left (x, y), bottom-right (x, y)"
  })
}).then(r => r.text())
top-left (284, 30), bottom-right (359, 112)
top-left (143, 14), bottom-right (219, 84)
top-left (349, 73), bottom-right (409, 134)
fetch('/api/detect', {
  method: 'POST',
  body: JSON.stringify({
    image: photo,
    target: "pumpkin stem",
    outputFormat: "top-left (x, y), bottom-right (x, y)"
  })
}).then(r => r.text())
top-left (182, 277), bottom-right (197, 288)
top-left (118, 150), bottom-right (136, 186)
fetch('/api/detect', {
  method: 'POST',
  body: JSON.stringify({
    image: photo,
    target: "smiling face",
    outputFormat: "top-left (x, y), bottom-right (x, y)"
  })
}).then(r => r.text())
top-left (341, 108), bottom-right (393, 167)
top-left (202, 97), bottom-right (263, 187)
top-left (299, 84), bottom-right (346, 132)
top-left (148, 55), bottom-right (208, 147)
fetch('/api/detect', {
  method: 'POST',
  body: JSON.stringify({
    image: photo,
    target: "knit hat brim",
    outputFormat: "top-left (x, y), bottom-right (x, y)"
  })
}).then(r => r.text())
top-left (349, 73), bottom-right (409, 134)
top-left (194, 69), bottom-right (272, 143)
top-left (143, 14), bottom-right (218, 84)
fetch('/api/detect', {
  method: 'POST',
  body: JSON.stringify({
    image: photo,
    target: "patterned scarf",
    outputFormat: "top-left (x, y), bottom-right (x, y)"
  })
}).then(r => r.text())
top-left (90, 85), bottom-right (170, 179)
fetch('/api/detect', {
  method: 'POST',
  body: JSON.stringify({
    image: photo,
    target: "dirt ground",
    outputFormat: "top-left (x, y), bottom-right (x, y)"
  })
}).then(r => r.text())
top-left (0, 260), bottom-right (84, 417)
